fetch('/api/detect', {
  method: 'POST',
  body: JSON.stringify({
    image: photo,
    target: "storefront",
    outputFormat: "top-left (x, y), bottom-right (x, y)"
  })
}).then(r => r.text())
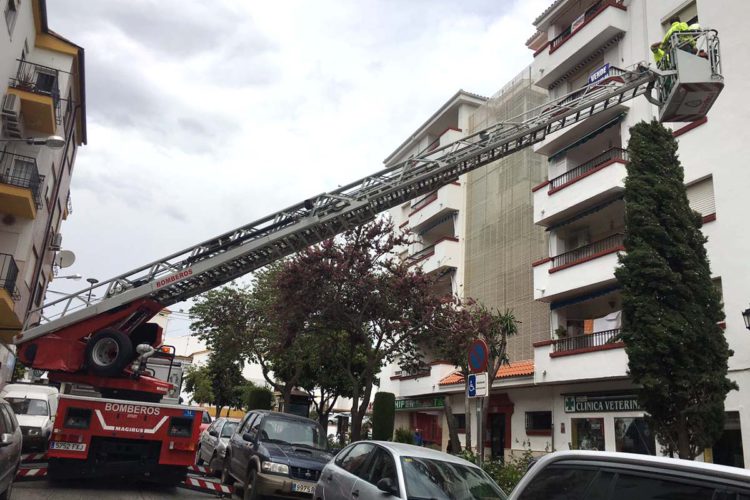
top-left (395, 396), bottom-right (445, 447)
top-left (560, 392), bottom-right (655, 455)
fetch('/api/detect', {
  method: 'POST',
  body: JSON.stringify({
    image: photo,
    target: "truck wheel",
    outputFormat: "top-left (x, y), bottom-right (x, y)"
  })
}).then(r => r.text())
top-left (85, 329), bottom-right (134, 377)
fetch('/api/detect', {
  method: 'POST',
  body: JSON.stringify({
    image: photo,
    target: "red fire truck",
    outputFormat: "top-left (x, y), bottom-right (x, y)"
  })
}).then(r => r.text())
top-left (9, 30), bottom-right (724, 481)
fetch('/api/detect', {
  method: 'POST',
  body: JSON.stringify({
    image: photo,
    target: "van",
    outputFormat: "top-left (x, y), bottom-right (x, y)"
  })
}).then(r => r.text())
top-left (0, 383), bottom-right (59, 451)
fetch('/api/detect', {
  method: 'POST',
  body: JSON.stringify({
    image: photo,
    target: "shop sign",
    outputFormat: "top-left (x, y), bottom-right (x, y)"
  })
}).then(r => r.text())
top-left (564, 394), bottom-right (641, 413)
top-left (395, 396), bottom-right (445, 411)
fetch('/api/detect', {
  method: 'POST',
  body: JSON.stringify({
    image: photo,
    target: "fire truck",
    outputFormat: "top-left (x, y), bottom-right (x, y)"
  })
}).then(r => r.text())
top-left (9, 30), bottom-right (724, 481)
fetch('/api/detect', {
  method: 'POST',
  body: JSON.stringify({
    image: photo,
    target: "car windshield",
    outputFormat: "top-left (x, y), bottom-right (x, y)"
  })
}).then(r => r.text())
top-left (202, 412), bottom-right (212, 424)
top-left (221, 421), bottom-right (238, 438)
top-left (260, 417), bottom-right (327, 450)
top-left (7, 398), bottom-right (49, 417)
top-left (400, 456), bottom-right (507, 500)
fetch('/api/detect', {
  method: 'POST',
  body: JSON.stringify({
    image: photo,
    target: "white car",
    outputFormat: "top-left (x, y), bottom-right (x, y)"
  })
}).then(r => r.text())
top-left (197, 417), bottom-right (239, 475)
top-left (509, 450), bottom-right (750, 499)
top-left (0, 383), bottom-right (58, 451)
top-left (316, 441), bottom-right (506, 500)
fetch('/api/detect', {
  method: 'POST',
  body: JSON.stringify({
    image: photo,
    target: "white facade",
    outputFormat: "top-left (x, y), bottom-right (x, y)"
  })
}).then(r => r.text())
top-left (523, 0), bottom-right (750, 467)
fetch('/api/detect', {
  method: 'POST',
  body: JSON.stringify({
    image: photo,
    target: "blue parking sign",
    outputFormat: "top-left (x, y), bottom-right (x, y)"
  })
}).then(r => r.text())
top-left (468, 374), bottom-right (477, 397)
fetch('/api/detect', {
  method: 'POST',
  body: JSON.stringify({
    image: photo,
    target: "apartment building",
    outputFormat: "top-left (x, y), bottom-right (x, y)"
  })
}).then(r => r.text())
top-left (0, 0), bottom-right (86, 384)
top-left (379, 90), bottom-right (487, 448)
top-left (524, 0), bottom-right (749, 467)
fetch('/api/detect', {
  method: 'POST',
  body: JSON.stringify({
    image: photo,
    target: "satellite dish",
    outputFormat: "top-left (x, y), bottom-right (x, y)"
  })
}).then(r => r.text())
top-left (55, 250), bottom-right (76, 268)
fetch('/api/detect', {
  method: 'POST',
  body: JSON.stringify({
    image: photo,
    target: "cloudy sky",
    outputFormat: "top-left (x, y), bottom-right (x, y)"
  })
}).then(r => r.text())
top-left (44, 0), bottom-right (551, 348)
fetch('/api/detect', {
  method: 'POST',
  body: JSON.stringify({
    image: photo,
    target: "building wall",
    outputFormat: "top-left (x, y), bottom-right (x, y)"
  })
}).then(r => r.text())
top-left (0, 0), bottom-right (85, 387)
top-left (464, 73), bottom-right (550, 362)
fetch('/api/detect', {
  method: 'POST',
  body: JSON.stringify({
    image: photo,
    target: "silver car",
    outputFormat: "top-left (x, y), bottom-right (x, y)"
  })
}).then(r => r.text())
top-left (0, 397), bottom-right (22, 500)
top-left (197, 417), bottom-right (240, 475)
top-left (315, 441), bottom-right (506, 500)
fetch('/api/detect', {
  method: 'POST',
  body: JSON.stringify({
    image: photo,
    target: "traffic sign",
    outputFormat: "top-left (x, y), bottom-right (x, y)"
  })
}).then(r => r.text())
top-left (467, 373), bottom-right (488, 398)
top-left (468, 339), bottom-right (489, 373)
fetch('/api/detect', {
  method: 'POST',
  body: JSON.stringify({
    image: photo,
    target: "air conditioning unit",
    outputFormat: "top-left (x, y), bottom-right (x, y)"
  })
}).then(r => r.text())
top-left (50, 233), bottom-right (63, 251)
top-left (1, 93), bottom-right (20, 117)
top-left (1, 93), bottom-right (24, 139)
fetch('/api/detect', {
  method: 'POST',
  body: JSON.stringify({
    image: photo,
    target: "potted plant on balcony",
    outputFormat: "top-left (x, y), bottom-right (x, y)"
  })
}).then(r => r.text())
top-left (14, 65), bottom-right (35, 91)
top-left (554, 325), bottom-right (568, 339)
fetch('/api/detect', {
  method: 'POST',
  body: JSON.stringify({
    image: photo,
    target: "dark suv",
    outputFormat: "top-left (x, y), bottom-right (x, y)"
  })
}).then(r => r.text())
top-left (222, 410), bottom-right (332, 500)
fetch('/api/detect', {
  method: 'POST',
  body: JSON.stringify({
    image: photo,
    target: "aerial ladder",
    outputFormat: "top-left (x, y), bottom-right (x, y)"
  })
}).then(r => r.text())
top-left (11, 30), bottom-right (724, 401)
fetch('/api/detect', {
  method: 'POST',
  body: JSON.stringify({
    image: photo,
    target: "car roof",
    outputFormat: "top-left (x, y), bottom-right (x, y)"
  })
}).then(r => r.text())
top-left (0, 384), bottom-right (59, 397)
top-left (254, 410), bottom-right (318, 423)
top-left (366, 441), bottom-right (478, 467)
top-left (534, 451), bottom-right (750, 481)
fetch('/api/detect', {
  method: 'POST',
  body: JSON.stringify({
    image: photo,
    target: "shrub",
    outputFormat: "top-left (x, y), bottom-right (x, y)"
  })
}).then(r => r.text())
top-left (245, 386), bottom-right (274, 410)
top-left (393, 427), bottom-right (413, 444)
top-left (371, 392), bottom-right (396, 440)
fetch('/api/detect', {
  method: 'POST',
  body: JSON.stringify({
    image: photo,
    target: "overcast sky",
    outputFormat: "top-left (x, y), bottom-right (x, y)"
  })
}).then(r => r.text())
top-left (44, 0), bottom-right (551, 349)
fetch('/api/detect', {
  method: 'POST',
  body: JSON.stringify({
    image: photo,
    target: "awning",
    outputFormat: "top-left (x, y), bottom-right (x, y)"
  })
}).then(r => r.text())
top-left (549, 112), bottom-right (627, 163)
top-left (546, 195), bottom-right (624, 232)
top-left (551, 285), bottom-right (621, 310)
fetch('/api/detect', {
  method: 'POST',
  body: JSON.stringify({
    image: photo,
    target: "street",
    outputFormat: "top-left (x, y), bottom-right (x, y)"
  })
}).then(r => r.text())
top-left (14, 478), bottom-right (222, 499)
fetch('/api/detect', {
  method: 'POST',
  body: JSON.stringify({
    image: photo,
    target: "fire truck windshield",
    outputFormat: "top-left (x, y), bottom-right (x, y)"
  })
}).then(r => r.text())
top-left (7, 398), bottom-right (49, 416)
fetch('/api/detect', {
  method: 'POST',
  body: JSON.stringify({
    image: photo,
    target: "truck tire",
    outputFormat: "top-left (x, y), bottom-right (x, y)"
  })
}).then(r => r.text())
top-left (85, 328), bottom-right (134, 377)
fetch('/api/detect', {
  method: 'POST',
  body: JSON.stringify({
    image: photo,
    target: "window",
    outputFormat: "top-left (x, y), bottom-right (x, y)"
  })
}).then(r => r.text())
top-left (362, 448), bottom-right (397, 487)
top-left (35, 276), bottom-right (45, 306)
top-left (614, 417), bottom-right (655, 455)
top-left (526, 411), bottom-right (552, 435)
top-left (611, 471), bottom-right (716, 500)
top-left (7, 398), bottom-right (49, 417)
top-left (686, 176), bottom-right (715, 218)
top-left (571, 418), bottom-right (605, 450)
top-left (4, 0), bottom-right (17, 36)
top-left (662, 2), bottom-right (698, 28)
top-left (1, 404), bottom-right (18, 431)
top-left (238, 413), bottom-right (256, 435)
top-left (0, 405), bottom-right (7, 435)
top-left (221, 420), bottom-right (238, 438)
top-left (453, 413), bottom-right (466, 431)
top-left (339, 443), bottom-right (375, 476)
top-left (712, 277), bottom-right (724, 309)
top-left (515, 466), bottom-right (612, 500)
top-left (248, 414), bottom-right (262, 438)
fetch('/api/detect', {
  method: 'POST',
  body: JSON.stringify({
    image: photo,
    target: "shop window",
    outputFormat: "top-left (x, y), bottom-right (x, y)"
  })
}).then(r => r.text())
top-left (571, 418), bottom-right (604, 451)
top-left (614, 417), bottom-right (655, 455)
top-left (526, 411), bottom-right (552, 436)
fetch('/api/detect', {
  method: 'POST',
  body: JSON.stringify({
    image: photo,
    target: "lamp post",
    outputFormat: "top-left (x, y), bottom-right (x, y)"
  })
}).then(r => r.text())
top-left (1, 135), bottom-right (66, 149)
top-left (55, 274), bottom-right (82, 280)
top-left (742, 307), bottom-right (750, 331)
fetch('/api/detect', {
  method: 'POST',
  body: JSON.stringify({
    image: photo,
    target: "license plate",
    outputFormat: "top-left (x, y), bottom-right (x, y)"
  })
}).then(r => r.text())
top-left (291, 482), bottom-right (314, 494)
top-left (50, 441), bottom-right (86, 452)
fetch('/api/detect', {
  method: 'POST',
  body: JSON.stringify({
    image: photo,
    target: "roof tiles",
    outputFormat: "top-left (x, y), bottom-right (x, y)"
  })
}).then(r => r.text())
top-left (438, 359), bottom-right (534, 386)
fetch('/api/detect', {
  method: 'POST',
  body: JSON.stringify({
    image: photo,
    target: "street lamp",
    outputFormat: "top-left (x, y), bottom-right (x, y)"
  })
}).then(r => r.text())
top-left (742, 307), bottom-right (750, 331)
top-left (55, 274), bottom-right (82, 280)
top-left (1, 135), bottom-right (66, 149)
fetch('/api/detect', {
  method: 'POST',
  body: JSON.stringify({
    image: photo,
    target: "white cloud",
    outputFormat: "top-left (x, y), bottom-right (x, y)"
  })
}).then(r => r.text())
top-left (45, 0), bottom-right (553, 342)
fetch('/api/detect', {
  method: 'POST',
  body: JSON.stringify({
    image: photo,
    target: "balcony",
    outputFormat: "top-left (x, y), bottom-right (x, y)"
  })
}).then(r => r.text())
top-left (533, 237), bottom-right (621, 301)
top-left (408, 182), bottom-right (461, 233)
top-left (534, 329), bottom-right (627, 384)
top-left (0, 253), bottom-right (21, 337)
top-left (408, 237), bottom-right (460, 275)
top-left (0, 151), bottom-right (44, 219)
top-left (390, 362), bottom-right (456, 398)
top-left (534, 148), bottom-right (628, 226)
top-left (534, 0), bottom-right (627, 89)
top-left (7, 60), bottom-right (61, 134)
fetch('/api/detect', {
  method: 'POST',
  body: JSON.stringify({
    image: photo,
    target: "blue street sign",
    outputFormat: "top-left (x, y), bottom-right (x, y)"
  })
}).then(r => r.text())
top-left (588, 63), bottom-right (610, 85)
top-left (468, 339), bottom-right (489, 373)
top-left (468, 374), bottom-right (477, 397)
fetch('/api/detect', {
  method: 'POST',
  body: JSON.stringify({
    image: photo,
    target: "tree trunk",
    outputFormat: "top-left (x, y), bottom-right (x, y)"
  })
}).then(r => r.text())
top-left (464, 388), bottom-right (472, 452)
top-left (443, 395), bottom-right (461, 453)
top-left (351, 378), bottom-right (374, 441)
top-left (677, 420), bottom-right (692, 459)
top-left (215, 405), bottom-right (224, 420)
top-left (281, 385), bottom-right (293, 413)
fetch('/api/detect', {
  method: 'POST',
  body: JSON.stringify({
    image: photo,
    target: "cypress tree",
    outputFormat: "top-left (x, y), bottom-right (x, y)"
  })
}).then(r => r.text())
top-left (615, 120), bottom-right (736, 459)
top-left (371, 392), bottom-right (396, 441)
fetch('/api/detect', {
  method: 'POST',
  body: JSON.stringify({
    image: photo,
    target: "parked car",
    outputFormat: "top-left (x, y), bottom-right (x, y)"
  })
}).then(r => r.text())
top-left (197, 417), bottom-right (239, 475)
top-left (315, 441), bottom-right (507, 500)
top-left (222, 410), bottom-right (332, 500)
top-left (0, 397), bottom-right (23, 500)
top-left (198, 410), bottom-right (212, 440)
top-left (508, 450), bottom-right (750, 500)
top-left (0, 383), bottom-right (58, 451)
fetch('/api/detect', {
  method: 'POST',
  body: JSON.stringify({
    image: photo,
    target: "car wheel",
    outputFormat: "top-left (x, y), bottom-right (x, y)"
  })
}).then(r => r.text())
top-left (0, 478), bottom-right (13, 500)
top-left (208, 452), bottom-right (221, 476)
top-left (221, 459), bottom-right (233, 486)
top-left (244, 468), bottom-right (258, 500)
top-left (196, 445), bottom-right (204, 466)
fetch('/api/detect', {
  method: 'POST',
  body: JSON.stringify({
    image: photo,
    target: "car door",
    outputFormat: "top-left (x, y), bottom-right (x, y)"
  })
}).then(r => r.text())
top-left (0, 404), bottom-right (20, 470)
top-left (205, 419), bottom-right (223, 457)
top-left (353, 446), bottom-right (401, 500)
top-left (0, 404), bottom-right (11, 493)
top-left (324, 443), bottom-right (376, 499)
top-left (202, 419), bottom-right (220, 460)
top-left (229, 413), bottom-right (255, 478)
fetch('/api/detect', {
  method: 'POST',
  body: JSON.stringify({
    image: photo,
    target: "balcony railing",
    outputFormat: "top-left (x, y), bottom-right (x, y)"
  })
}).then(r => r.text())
top-left (0, 151), bottom-right (44, 207)
top-left (411, 191), bottom-right (438, 212)
top-left (551, 232), bottom-right (624, 269)
top-left (406, 237), bottom-right (458, 265)
top-left (9, 60), bottom-right (62, 124)
top-left (553, 328), bottom-right (621, 353)
top-left (549, 148), bottom-right (628, 191)
top-left (0, 253), bottom-right (19, 298)
top-left (548, 0), bottom-right (625, 53)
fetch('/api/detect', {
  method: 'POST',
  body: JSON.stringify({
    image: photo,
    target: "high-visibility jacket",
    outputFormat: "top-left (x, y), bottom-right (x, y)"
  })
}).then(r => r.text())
top-left (661, 21), bottom-right (689, 50)
top-left (651, 46), bottom-right (665, 64)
